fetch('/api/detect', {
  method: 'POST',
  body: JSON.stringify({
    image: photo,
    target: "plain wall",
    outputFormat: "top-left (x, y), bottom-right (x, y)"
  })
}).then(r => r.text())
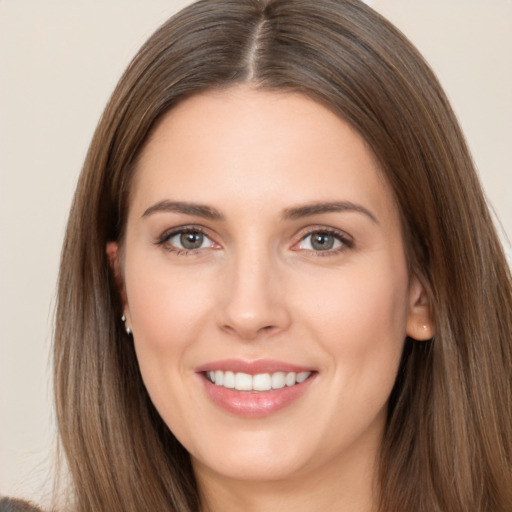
top-left (1, 1), bottom-right (510, 507)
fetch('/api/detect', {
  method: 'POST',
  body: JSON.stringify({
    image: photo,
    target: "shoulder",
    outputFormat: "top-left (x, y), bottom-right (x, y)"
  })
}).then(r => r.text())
top-left (0, 498), bottom-right (44, 512)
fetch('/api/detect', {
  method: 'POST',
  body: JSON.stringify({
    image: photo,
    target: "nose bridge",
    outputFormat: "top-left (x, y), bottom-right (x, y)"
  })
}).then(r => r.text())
top-left (218, 239), bottom-right (289, 339)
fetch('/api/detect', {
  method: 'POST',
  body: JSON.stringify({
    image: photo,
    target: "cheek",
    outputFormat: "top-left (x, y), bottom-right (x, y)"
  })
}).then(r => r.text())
top-left (124, 259), bottom-right (215, 354)
top-left (123, 259), bottom-right (216, 425)
top-left (121, 256), bottom-right (219, 420)
top-left (295, 260), bottom-right (410, 439)
top-left (296, 257), bottom-right (409, 377)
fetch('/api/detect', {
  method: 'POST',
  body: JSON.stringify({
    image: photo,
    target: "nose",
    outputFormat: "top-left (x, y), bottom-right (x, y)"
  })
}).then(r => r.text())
top-left (216, 248), bottom-right (291, 340)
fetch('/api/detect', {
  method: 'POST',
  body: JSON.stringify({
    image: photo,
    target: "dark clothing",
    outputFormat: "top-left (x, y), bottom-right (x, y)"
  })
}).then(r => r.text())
top-left (0, 498), bottom-right (43, 512)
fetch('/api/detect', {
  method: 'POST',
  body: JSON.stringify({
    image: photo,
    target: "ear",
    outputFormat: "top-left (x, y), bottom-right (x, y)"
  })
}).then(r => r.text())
top-left (106, 241), bottom-right (128, 310)
top-left (406, 275), bottom-right (435, 341)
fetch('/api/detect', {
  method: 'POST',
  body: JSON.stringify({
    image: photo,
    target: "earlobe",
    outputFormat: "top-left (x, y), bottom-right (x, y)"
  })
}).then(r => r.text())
top-left (406, 276), bottom-right (435, 341)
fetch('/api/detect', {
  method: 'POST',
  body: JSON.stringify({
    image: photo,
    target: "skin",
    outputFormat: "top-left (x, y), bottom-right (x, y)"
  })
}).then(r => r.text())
top-left (109, 87), bottom-right (433, 512)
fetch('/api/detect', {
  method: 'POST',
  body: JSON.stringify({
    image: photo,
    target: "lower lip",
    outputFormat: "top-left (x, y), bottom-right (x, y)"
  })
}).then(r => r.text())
top-left (199, 373), bottom-right (316, 418)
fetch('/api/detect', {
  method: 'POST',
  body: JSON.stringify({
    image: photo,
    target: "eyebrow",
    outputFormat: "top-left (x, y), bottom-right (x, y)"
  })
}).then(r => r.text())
top-left (282, 201), bottom-right (379, 224)
top-left (141, 199), bottom-right (378, 224)
top-left (142, 200), bottom-right (225, 220)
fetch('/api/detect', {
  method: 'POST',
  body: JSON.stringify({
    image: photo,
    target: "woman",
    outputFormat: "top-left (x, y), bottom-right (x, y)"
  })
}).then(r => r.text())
top-left (48, 0), bottom-right (512, 510)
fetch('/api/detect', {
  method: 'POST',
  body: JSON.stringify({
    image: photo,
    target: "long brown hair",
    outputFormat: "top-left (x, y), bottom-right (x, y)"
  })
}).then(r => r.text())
top-left (54, 0), bottom-right (512, 510)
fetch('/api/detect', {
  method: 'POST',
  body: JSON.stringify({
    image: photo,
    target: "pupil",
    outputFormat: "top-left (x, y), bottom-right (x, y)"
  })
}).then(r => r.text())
top-left (312, 233), bottom-right (334, 251)
top-left (180, 231), bottom-right (203, 249)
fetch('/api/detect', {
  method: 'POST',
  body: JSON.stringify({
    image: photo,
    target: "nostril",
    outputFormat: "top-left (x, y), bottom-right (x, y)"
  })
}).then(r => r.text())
top-left (220, 322), bottom-right (279, 340)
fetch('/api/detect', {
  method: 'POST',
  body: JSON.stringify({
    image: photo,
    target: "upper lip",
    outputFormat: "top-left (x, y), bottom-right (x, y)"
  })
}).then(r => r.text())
top-left (195, 358), bottom-right (315, 375)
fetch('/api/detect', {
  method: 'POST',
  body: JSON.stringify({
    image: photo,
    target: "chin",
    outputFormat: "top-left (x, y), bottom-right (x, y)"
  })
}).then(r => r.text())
top-left (192, 450), bottom-right (309, 483)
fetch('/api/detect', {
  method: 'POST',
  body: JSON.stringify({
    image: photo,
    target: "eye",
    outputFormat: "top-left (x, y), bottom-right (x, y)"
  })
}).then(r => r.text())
top-left (171, 230), bottom-right (210, 250)
top-left (156, 227), bottom-right (218, 254)
top-left (294, 229), bottom-right (352, 253)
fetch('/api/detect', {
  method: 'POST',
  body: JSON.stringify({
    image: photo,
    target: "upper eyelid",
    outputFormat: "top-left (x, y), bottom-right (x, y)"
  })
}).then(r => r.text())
top-left (158, 224), bottom-right (214, 240)
top-left (294, 225), bottom-right (352, 242)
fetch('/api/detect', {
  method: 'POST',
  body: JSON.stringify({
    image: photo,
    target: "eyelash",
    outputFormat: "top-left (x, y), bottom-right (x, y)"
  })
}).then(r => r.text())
top-left (155, 226), bottom-right (353, 256)
top-left (155, 225), bottom-right (217, 256)
top-left (293, 227), bottom-right (354, 257)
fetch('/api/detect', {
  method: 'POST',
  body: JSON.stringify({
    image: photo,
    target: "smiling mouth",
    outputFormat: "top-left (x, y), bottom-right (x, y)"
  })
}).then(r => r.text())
top-left (205, 370), bottom-right (312, 392)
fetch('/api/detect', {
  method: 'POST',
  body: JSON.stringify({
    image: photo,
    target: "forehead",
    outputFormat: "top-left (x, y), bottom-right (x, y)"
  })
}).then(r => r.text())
top-left (130, 86), bottom-right (396, 222)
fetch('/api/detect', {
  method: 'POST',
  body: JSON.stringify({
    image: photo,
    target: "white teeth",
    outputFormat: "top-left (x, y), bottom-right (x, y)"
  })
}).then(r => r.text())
top-left (285, 372), bottom-right (296, 386)
top-left (235, 372), bottom-right (253, 391)
top-left (223, 371), bottom-right (235, 389)
top-left (271, 372), bottom-right (286, 389)
top-left (253, 373), bottom-right (272, 391)
top-left (207, 370), bottom-right (312, 391)
top-left (296, 371), bottom-right (310, 383)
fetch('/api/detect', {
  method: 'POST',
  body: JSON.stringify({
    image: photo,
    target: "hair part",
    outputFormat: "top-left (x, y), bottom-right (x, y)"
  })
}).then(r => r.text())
top-left (54, 1), bottom-right (512, 510)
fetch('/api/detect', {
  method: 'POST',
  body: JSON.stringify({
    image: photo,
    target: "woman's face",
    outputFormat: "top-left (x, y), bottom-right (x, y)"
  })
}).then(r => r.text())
top-left (113, 87), bottom-right (432, 486)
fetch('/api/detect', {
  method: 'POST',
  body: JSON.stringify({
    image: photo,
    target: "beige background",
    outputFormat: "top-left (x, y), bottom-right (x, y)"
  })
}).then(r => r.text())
top-left (1, 1), bottom-right (511, 506)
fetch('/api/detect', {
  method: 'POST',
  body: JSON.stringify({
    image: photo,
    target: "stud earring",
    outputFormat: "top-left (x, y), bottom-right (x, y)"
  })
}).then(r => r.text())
top-left (422, 324), bottom-right (433, 339)
top-left (121, 314), bottom-right (132, 336)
